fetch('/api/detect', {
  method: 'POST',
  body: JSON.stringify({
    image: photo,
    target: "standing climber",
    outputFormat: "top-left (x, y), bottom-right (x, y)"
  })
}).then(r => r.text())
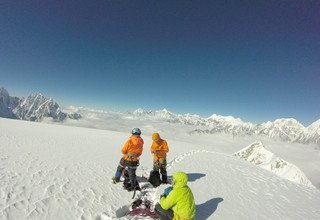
top-left (112, 128), bottom-right (144, 190)
top-left (150, 133), bottom-right (169, 183)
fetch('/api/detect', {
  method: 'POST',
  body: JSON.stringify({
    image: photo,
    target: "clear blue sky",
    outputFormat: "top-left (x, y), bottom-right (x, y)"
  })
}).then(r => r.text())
top-left (1, 0), bottom-right (319, 125)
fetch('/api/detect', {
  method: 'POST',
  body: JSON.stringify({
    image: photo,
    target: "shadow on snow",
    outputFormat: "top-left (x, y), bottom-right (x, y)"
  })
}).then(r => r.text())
top-left (187, 173), bottom-right (206, 182)
top-left (195, 197), bottom-right (223, 220)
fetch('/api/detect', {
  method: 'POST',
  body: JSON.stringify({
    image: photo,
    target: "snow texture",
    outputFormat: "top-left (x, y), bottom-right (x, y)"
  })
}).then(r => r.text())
top-left (0, 117), bottom-right (320, 220)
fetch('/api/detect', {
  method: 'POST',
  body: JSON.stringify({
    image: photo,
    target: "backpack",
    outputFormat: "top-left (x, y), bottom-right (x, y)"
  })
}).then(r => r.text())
top-left (128, 199), bottom-right (159, 218)
top-left (148, 170), bottom-right (161, 187)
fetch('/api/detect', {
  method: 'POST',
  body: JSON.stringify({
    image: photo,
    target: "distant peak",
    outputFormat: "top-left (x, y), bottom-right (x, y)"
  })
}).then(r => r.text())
top-left (207, 114), bottom-right (218, 119)
top-left (133, 108), bottom-right (148, 114)
top-left (29, 92), bottom-right (44, 97)
top-left (307, 119), bottom-right (320, 133)
top-left (274, 118), bottom-right (299, 123)
top-left (271, 118), bottom-right (304, 128)
top-left (309, 119), bottom-right (320, 126)
top-left (0, 87), bottom-right (9, 95)
top-left (207, 113), bottom-right (244, 124)
top-left (156, 108), bottom-right (173, 114)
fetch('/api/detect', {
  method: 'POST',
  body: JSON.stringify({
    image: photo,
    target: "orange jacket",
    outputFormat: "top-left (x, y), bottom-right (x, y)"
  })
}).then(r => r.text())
top-left (122, 135), bottom-right (144, 161)
top-left (150, 139), bottom-right (169, 160)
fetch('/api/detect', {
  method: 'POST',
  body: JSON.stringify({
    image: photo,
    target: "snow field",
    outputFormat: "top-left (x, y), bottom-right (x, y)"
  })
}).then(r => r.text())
top-left (1, 118), bottom-right (320, 219)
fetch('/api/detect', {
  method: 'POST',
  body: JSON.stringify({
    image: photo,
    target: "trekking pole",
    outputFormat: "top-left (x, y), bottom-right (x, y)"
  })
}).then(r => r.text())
top-left (132, 185), bottom-right (137, 199)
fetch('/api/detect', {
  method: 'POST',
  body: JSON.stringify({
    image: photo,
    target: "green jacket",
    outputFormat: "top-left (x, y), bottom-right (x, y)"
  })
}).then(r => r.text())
top-left (160, 172), bottom-right (196, 220)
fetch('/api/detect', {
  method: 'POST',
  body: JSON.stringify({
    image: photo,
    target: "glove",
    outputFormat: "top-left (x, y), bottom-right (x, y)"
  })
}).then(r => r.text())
top-left (163, 186), bottom-right (173, 197)
top-left (160, 194), bottom-right (166, 200)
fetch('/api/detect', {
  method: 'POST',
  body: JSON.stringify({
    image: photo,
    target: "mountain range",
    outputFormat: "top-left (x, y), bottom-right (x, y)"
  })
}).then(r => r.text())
top-left (1, 87), bottom-right (319, 145)
top-left (0, 87), bottom-right (81, 122)
top-left (131, 108), bottom-right (320, 145)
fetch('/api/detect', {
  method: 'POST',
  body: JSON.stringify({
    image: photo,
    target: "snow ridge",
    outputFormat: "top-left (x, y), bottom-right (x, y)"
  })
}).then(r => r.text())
top-left (233, 141), bottom-right (314, 188)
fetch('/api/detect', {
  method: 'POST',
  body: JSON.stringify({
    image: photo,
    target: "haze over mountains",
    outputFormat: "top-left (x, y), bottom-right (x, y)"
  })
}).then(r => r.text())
top-left (1, 87), bottom-right (319, 145)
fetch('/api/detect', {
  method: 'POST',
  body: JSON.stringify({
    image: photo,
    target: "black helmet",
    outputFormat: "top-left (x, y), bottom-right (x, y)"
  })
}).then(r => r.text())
top-left (131, 128), bottom-right (141, 135)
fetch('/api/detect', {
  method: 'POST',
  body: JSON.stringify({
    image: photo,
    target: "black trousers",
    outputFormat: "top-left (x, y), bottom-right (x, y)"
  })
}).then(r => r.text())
top-left (153, 158), bottom-right (167, 180)
top-left (116, 158), bottom-right (139, 184)
top-left (155, 203), bottom-right (174, 220)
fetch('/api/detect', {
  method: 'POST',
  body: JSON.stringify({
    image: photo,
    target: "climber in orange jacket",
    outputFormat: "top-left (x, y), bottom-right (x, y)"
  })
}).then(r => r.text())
top-left (112, 128), bottom-right (144, 190)
top-left (151, 133), bottom-right (169, 183)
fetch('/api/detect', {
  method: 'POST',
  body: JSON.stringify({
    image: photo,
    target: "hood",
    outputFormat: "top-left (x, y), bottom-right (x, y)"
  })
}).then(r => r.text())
top-left (152, 133), bottom-right (161, 141)
top-left (173, 172), bottom-right (188, 188)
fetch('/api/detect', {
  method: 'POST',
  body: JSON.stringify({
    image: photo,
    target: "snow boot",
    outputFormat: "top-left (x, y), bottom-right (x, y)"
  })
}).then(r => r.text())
top-left (112, 176), bottom-right (120, 184)
top-left (162, 175), bottom-right (168, 184)
top-left (124, 180), bottom-right (141, 191)
top-left (126, 183), bottom-right (141, 192)
top-left (132, 199), bottom-right (143, 209)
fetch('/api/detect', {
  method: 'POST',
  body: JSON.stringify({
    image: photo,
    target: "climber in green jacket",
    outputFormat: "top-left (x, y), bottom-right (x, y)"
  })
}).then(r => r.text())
top-left (155, 171), bottom-right (196, 220)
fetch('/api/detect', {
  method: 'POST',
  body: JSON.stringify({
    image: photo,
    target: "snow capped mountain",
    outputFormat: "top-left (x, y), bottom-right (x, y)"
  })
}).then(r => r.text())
top-left (133, 108), bottom-right (177, 122)
top-left (132, 108), bottom-right (206, 125)
top-left (13, 93), bottom-right (67, 121)
top-left (133, 108), bottom-right (152, 115)
top-left (67, 112), bottom-right (82, 120)
top-left (307, 119), bottom-right (320, 133)
top-left (253, 119), bottom-right (320, 145)
top-left (130, 108), bottom-right (320, 145)
top-left (2, 87), bottom-right (319, 145)
top-left (132, 108), bottom-right (256, 134)
top-left (0, 87), bottom-right (81, 122)
top-left (0, 87), bottom-right (20, 118)
top-left (302, 120), bottom-right (320, 144)
top-left (255, 118), bottom-right (306, 142)
top-left (204, 114), bottom-right (255, 134)
top-left (192, 116), bottom-right (319, 145)
top-left (207, 114), bottom-right (243, 123)
top-left (233, 141), bottom-right (314, 188)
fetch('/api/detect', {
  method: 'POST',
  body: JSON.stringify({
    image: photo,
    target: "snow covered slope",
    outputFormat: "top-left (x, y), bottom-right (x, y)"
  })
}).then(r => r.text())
top-left (0, 118), bottom-right (319, 220)
top-left (233, 141), bottom-right (314, 187)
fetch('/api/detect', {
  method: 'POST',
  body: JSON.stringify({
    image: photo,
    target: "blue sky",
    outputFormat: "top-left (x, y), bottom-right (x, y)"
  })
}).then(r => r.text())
top-left (1, 0), bottom-right (319, 125)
